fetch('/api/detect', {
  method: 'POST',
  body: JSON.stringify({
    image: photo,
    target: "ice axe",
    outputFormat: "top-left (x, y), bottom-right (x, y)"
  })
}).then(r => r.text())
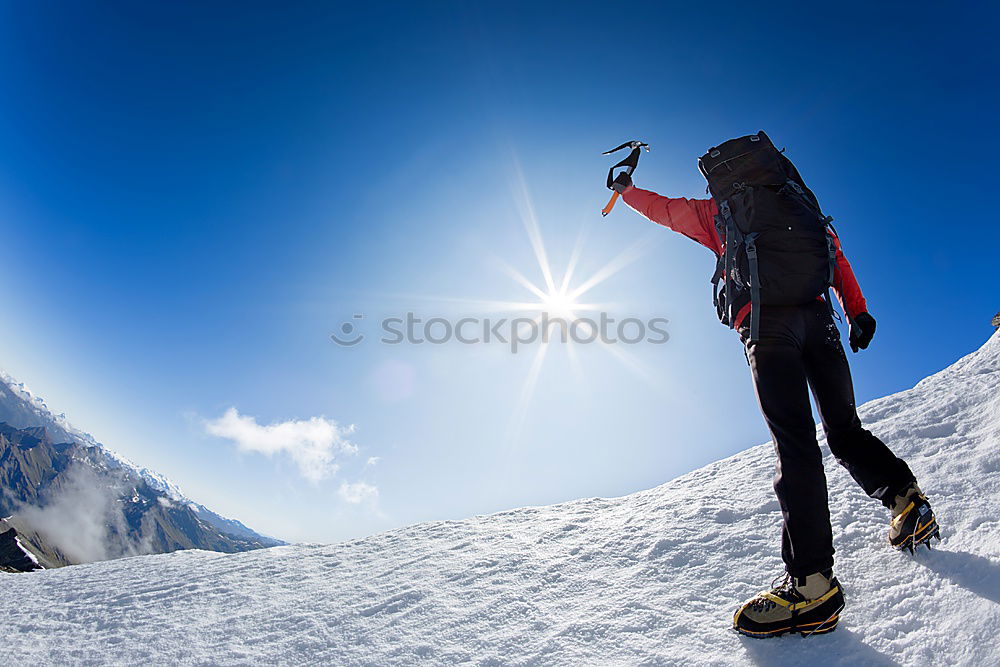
top-left (601, 140), bottom-right (649, 217)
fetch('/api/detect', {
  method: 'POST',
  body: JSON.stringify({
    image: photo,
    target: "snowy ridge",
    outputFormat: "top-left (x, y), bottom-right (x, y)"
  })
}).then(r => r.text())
top-left (0, 370), bottom-right (101, 445)
top-left (0, 370), bottom-right (246, 523)
top-left (13, 535), bottom-right (41, 568)
top-left (0, 370), bottom-right (185, 500)
top-left (0, 369), bottom-right (282, 550)
top-left (2, 332), bottom-right (999, 665)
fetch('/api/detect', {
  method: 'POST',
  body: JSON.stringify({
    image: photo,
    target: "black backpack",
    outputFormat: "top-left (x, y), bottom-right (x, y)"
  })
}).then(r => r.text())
top-left (698, 131), bottom-right (838, 342)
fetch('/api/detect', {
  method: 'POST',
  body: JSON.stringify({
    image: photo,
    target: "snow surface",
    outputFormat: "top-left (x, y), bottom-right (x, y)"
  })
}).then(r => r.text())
top-left (2, 332), bottom-right (999, 666)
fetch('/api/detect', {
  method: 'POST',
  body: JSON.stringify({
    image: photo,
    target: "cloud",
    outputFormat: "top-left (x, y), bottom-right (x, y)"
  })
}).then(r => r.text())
top-left (205, 408), bottom-right (357, 482)
top-left (16, 463), bottom-right (154, 563)
top-left (338, 481), bottom-right (379, 504)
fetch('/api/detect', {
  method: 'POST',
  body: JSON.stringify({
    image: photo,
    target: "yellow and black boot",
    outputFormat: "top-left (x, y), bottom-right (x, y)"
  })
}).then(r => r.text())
top-left (889, 483), bottom-right (940, 553)
top-left (733, 570), bottom-right (844, 638)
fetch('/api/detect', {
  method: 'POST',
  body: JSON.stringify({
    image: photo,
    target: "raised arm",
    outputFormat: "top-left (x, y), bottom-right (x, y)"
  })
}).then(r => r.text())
top-left (621, 185), bottom-right (722, 256)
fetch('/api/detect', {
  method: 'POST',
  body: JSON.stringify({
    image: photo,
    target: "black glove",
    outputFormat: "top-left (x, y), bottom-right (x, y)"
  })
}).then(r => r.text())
top-left (611, 171), bottom-right (632, 194)
top-left (849, 312), bottom-right (876, 352)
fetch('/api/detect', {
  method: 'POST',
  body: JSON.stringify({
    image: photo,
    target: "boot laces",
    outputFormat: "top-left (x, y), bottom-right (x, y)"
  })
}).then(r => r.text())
top-left (770, 572), bottom-right (792, 591)
top-left (749, 573), bottom-right (797, 612)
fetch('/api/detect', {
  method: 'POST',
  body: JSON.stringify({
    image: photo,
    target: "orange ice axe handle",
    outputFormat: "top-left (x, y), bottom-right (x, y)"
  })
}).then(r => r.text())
top-left (601, 191), bottom-right (620, 217)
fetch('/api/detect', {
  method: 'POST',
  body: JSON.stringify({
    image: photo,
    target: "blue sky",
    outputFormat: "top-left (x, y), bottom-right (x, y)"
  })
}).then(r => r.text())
top-left (0, 1), bottom-right (996, 542)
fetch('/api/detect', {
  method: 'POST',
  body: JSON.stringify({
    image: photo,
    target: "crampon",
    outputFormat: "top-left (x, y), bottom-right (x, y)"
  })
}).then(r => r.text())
top-left (889, 491), bottom-right (941, 554)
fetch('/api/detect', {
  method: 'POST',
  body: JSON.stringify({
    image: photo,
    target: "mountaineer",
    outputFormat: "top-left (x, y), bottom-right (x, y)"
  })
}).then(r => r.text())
top-left (610, 131), bottom-right (940, 637)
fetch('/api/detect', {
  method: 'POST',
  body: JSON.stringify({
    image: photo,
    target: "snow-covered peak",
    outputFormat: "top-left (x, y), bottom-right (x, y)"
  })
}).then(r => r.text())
top-left (0, 370), bottom-right (192, 503)
top-left (0, 370), bottom-right (100, 446)
top-left (0, 370), bottom-right (271, 543)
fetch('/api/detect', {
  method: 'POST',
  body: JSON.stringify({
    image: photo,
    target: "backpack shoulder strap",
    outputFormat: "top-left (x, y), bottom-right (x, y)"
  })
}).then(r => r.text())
top-left (744, 231), bottom-right (761, 342)
top-left (716, 199), bottom-right (746, 332)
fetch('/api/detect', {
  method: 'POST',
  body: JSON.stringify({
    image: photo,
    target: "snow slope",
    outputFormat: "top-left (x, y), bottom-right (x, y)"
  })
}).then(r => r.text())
top-left (2, 332), bottom-right (999, 666)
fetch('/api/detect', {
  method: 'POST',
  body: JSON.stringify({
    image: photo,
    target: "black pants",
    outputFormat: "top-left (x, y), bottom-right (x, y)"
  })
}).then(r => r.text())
top-left (743, 300), bottom-right (915, 577)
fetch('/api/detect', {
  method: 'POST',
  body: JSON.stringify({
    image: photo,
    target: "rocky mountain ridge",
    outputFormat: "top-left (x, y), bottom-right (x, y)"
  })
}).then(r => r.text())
top-left (0, 372), bottom-right (283, 569)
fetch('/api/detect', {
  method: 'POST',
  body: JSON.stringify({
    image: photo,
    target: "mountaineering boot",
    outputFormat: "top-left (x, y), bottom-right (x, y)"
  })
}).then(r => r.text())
top-left (733, 570), bottom-right (844, 638)
top-left (889, 483), bottom-right (940, 553)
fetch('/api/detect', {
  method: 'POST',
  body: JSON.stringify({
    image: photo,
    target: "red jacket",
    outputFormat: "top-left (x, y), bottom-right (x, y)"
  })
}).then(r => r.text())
top-left (621, 185), bottom-right (867, 327)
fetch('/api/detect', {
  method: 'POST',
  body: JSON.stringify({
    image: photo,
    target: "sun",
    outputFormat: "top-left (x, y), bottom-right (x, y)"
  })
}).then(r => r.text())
top-left (486, 160), bottom-right (663, 443)
top-left (540, 289), bottom-right (579, 319)
top-left (372, 158), bottom-right (659, 444)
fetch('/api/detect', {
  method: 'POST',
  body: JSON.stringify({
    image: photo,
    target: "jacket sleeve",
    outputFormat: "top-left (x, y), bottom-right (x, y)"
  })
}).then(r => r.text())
top-left (621, 186), bottom-right (722, 256)
top-left (829, 230), bottom-right (868, 321)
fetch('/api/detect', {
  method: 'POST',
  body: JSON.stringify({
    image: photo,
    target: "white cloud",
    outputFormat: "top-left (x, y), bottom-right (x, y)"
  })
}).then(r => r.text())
top-left (338, 481), bottom-right (379, 504)
top-left (205, 408), bottom-right (357, 483)
top-left (16, 464), bottom-right (154, 563)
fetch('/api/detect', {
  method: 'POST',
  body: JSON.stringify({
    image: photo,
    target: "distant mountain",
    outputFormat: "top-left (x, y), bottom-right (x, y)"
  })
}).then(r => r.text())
top-left (0, 371), bottom-right (283, 568)
top-left (0, 518), bottom-right (44, 572)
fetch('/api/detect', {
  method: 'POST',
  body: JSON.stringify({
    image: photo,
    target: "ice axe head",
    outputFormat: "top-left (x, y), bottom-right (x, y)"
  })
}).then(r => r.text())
top-left (603, 140), bottom-right (649, 189)
top-left (602, 140), bottom-right (649, 156)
